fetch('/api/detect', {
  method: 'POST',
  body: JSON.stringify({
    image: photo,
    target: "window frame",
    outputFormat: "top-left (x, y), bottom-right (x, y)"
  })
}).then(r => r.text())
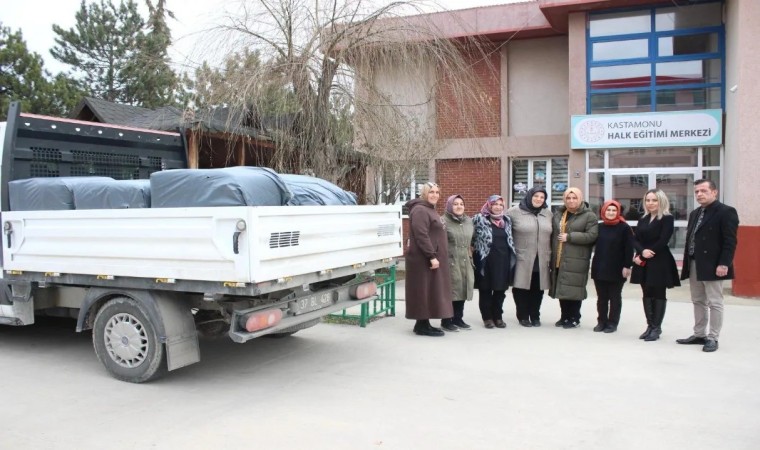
top-left (586, 2), bottom-right (725, 114)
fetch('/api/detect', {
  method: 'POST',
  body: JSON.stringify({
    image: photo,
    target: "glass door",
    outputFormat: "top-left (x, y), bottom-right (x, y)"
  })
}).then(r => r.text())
top-left (607, 169), bottom-right (698, 258)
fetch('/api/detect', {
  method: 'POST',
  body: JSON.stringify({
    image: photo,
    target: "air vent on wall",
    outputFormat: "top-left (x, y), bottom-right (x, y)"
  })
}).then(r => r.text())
top-left (269, 231), bottom-right (300, 248)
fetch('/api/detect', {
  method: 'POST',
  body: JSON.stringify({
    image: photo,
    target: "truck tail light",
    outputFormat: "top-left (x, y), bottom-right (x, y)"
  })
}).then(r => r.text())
top-left (240, 309), bottom-right (283, 333)
top-left (350, 282), bottom-right (377, 300)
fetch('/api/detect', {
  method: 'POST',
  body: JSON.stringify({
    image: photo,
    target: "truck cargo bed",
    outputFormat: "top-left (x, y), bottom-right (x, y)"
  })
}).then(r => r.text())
top-left (2, 205), bottom-right (402, 284)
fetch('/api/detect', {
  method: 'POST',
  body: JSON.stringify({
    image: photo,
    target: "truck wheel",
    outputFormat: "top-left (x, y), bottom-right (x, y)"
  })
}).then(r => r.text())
top-left (92, 297), bottom-right (166, 383)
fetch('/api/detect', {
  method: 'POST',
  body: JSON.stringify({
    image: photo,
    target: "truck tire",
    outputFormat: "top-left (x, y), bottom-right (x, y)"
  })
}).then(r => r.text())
top-left (92, 296), bottom-right (167, 383)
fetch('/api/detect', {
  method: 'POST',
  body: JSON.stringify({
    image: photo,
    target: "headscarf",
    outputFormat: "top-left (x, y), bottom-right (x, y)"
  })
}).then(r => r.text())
top-left (563, 187), bottom-right (584, 212)
top-left (600, 199), bottom-right (623, 226)
top-left (519, 187), bottom-right (548, 215)
top-left (480, 194), bottom-right (505, 228)
top-left (445, 194), bottom-right (465, 221)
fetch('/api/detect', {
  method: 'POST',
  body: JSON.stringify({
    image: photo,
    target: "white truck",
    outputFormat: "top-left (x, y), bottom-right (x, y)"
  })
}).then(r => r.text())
top-left (0, 102), bottom-right (402, 382)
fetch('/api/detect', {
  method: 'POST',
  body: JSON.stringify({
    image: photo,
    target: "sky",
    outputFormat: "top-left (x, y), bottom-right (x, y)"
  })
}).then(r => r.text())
top-left (2, 0), bottom-right (528, 75)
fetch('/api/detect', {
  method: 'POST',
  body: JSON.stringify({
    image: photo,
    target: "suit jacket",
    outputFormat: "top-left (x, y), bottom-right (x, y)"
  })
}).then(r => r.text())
top-left (680, 201), bottom-right (739, 281)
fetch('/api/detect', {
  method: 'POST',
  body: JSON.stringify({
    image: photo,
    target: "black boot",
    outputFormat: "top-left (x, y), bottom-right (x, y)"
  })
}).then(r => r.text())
top-left (645, 299), bottom-right (667, 342)
top-left (639, 297), bottom-right (654, 339)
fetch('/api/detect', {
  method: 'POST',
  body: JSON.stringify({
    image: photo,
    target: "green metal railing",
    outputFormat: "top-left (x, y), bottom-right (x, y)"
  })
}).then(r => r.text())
top-left (332, 265), bottom-right (396, 327)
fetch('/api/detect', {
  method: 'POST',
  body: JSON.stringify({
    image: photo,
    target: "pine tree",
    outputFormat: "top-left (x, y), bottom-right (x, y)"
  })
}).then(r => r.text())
top-left (51, 0), bottom-right (145, 103)
top-left (123, 0), bottom-right (178, 107)
top-left (0, 24), bottom-right (83, 120)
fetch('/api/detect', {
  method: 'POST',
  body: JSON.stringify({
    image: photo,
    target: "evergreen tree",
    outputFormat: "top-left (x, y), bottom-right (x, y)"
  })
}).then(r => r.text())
top-left (0, 24), bottom-right (84, 120)
top-left (51, 0), bottom-right (144, 103)
top-left (123, 0), bottom-right (177, 107)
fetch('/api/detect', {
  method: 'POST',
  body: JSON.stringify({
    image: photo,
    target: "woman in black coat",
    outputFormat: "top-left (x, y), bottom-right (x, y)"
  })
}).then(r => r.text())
top-left (630, 189), bottom-right (681, 342)
top-left (591, 200), bottom-right (633, 333)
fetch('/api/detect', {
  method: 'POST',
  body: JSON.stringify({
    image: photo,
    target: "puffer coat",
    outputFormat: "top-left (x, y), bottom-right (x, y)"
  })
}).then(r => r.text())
top-left (549, 202), bottom-right (599, 300)
top-left (443, 212), bottom-right (475, 301)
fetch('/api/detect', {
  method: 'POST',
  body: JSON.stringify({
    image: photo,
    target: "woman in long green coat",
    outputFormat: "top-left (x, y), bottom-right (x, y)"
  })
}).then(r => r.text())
top-left (441, 195), bottom-right (475, 331)
top-left (550, 187), bottom-right (598, 329)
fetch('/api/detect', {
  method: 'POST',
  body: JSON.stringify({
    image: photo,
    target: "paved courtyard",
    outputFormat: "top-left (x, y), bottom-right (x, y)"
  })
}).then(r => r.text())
top-left (0, 279), bottom-right (758, 449)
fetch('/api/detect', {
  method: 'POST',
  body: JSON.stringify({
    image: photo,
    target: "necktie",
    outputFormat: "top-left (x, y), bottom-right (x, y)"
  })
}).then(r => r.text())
top-left (688, 208), bottom-right (705, 257)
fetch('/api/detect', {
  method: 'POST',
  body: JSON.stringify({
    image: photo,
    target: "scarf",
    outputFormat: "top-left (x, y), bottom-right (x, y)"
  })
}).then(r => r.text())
top-left (445, 194), bottom-right (464, 220)
top-left (555, 209), bottom-right (569, 269)
top-left (472, 213), bottom-right (516, 275)
top-left (600, 200), bottom-right (623, 226)
top-left (480, 194), bottom-right (505, 228)
top-left (519, 187), bottom-right (548, 215)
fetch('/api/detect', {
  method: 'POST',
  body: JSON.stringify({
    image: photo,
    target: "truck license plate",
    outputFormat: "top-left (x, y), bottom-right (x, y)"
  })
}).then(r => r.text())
top-left (291, 292), bottom-right (334, 315)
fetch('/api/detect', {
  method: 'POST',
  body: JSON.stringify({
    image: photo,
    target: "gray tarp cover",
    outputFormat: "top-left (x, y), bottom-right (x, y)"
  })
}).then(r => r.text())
top-left (150, 167), bottom-right (293, 207)
top-left (73, 179), bottom-right (151, 209)
top-left (280, 174), bottom-right (357, 205)
top-left (9, 177), bottom-right (114, 211)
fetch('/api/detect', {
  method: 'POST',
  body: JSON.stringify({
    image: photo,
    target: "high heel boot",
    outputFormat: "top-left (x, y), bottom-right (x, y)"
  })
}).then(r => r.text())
top-left (644, 299), bottom-right (667, 342)
top-left (639, 297), bottom-right (654, 339)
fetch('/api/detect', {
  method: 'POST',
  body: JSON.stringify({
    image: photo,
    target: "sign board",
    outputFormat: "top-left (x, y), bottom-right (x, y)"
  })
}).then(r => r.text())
top-left (571, 109), bottom-right (723, 149)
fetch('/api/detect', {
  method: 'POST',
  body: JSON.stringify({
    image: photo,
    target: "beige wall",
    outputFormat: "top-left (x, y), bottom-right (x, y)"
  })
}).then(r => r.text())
top-left (507, 36), bottom-right (570, 137)
top-left (724, 0), bottom-right (760, 225)
top-left (566, 12), bottom-right (588, 194)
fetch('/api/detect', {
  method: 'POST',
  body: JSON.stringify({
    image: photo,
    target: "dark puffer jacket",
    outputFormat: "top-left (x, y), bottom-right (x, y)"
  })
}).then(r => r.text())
top-left (549, 202), bottom-right (599, 300)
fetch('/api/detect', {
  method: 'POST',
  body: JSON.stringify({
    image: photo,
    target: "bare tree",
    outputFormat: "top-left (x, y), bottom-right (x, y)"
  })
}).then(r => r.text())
top-left (194, 0), bottom-right (496, 202)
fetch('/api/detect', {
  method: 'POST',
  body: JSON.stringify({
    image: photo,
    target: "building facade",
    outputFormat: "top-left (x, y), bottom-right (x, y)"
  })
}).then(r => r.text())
top-left (367, 0), bottom-right (759, 296)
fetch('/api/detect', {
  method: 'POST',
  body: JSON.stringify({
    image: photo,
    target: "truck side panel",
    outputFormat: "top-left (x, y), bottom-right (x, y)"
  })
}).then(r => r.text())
top-left (2, 205), bottom-right (401, 283)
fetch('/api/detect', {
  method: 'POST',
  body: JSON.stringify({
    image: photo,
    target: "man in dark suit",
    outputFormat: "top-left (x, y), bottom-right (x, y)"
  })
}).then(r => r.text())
top-left (677, 179), bottom-right (739, 353)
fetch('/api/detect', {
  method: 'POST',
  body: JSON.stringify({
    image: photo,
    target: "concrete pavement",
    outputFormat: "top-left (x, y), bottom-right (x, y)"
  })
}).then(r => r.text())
top-left (0, 278), bottom-right (758, 449)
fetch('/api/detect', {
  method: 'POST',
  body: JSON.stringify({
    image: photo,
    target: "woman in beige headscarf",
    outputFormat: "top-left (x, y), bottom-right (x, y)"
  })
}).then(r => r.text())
top-left (549, 187), bottom-right (599, 328)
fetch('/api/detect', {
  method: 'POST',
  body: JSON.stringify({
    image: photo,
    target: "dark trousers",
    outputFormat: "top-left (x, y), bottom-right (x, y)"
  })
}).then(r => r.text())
top-left (641, 285), bottom-right (667, 300)
top-left (559, 299), bottom-right (582, 321)
top-left (442, 300), bottom-right (466, 325)
top-left (594, 279), bottom-right (624, 325)
top-left (479, 289), bottom-right (506, 321)
top-left (513, 271), bottom-right (543, 321)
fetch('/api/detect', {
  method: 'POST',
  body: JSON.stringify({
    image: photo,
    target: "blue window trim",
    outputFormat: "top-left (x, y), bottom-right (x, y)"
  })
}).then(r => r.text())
top-left (586, 1), bottom-right (725, 114)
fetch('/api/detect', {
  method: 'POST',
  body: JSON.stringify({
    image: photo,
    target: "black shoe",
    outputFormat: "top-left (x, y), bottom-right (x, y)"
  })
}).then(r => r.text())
top-left (441, 323), bottom-right (459, 332)
top-left (519, 319), bottom-right (532, 327)
top-left (531, 319), bottom-right (541, 327)
top-left (702, 338), bottom-right (719, 352)
top-left (555, 319), bottom-right (566, 327)
top-left (414, 327), bottom-right (444, 337)
top-left (676, 335), bottom-right (706, 345)
top-left (484, 320), bottom-right (495, 329)
top-left (453, 319), bottom-right (471, 330)
top-left (639, 326), bottom-right (653, 340)
top-left (644, 327), bottom-right (661, 341)
top-left (603, 324), bottom-right (617, 333)
top-left (563, 320), bottom-right (581, 329)
top-left (593, 322), bottom-right (606, 332)
top-left (494, 320), bottom-right (507, 329)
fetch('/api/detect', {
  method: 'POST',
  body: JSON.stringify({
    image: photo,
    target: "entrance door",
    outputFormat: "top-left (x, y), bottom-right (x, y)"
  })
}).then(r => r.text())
top-left (608, 169), bottom-right (698, 258)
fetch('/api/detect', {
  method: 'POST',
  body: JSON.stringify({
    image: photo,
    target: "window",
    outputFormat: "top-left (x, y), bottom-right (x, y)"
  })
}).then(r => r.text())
top-left (376, 161), bottom-right (429, 209)
top-left (511, 157), bottom-right (568, 211)
top-left (587, 2), bottom-right (724, 114)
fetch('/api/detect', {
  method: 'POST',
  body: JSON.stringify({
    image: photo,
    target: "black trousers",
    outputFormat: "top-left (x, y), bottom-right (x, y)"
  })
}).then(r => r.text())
top-left (442, 300), bottom-right (466, 325)
top-left (559, 299), bottom-right (582, 321)
top-left (641, 285), bottom-right (667, 300)
top-left (479, 289), bottom-right (506, 321)
top-left (594, 279), bottom-right (624, 325)
top-left (513, 271), bottom-right (543, 321)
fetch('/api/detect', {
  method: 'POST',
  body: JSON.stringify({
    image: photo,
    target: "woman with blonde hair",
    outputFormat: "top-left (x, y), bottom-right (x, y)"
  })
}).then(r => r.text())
top-left (630, 189), bottom-right (680, 341)
top-left (404, 182), bottom-right (453, 337)
top-left (549, 187), bottom-right (598, 328)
